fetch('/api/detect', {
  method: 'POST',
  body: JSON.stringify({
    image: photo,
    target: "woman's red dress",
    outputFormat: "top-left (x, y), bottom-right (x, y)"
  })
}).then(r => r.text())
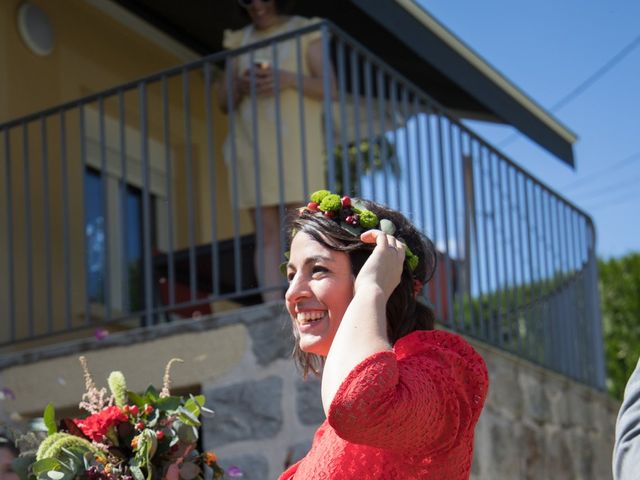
top-left (278, 330), bottom-right (489, 479)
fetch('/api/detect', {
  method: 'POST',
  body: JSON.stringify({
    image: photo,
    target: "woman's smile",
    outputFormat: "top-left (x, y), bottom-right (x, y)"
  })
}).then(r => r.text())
top-left (285, 233), bottom-right (355, 356)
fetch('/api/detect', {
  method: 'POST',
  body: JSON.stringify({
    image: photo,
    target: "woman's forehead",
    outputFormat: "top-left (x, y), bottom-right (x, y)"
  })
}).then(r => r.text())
top-left (289, 233), bottom-right (345, 263)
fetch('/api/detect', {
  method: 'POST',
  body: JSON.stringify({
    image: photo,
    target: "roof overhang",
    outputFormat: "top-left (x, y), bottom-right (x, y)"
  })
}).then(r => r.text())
top-left (111, 0), bottom-right (576, 166)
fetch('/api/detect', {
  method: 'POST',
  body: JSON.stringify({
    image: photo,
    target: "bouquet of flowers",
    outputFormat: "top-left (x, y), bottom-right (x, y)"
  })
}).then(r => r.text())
top-left (15, 357), bottom-right (225, 480)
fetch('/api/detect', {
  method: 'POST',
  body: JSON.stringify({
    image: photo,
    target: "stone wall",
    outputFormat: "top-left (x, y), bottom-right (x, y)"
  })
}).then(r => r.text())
top-left (0, 302), bottom-right (620, 479)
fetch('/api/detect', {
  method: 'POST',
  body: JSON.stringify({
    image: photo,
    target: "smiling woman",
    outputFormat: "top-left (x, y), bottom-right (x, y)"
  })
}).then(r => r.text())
top-left (279, 190), bottom-right (489, 480)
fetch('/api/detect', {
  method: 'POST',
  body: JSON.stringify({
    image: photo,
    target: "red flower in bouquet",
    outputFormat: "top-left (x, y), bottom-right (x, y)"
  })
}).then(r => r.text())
top-left (74, 405), bottom-right (128, 442)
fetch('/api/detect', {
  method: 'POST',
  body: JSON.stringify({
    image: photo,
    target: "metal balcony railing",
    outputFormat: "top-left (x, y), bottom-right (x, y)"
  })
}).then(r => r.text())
top-left (0, 21), bottom-right (605, 389)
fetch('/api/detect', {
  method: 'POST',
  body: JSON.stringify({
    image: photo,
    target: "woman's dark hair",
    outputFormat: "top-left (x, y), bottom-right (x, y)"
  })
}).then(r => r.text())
top-left (286, 198), bottom-right (437, 377)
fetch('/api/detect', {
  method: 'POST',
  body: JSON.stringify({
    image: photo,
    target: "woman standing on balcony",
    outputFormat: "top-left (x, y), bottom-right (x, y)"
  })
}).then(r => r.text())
top-left (279, 190), bottom-right (488, 479)
top-left (218, 0), bottom-right (335, 302)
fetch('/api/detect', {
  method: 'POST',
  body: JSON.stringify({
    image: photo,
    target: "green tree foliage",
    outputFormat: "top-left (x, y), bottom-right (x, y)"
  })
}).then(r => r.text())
top-left (599, 253), bottom-right (640, 399)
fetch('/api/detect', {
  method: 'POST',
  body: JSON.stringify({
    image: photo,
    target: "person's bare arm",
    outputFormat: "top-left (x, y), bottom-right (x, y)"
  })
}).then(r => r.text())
top-left (320, 230), bottom-right (404, 416)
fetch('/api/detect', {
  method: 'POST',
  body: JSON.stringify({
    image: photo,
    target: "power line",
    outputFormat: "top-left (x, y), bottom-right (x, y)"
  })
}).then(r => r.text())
top-left (584, 191), bottom-right (640, 212)
top-left (571, 174), bottom-right (640, 202)
top-left (560, 151), bottom-right (640, 192)
top-left (497, 32), bottom-right (640, 148)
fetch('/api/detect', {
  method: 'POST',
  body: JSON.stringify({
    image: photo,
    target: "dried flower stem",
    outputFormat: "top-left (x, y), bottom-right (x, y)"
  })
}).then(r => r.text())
top-left (160, 358), bottom-right (184, 398)
top-left (78, 356), bottom-right (110, 413)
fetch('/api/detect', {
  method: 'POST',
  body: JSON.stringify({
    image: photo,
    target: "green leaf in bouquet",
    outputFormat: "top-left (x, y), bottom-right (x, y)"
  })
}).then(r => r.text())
top-left (177, 407), bottom-right (201, 427)
top-left (128, 390), bottom-right (146, 407)
top-left (130, 465), bottom-right (145, 480)
top-left (43, 403), bottom-right (57, 435)
top-left (143, 385), bottom-right (160, 402)
top-left (176, 423), bottom-right (198, 444)
top-left (31, 458), bottom-right (61, 476)
top-left (183, 398), bottom-right (201, 418)
top-left (156, 396), bottom-right (181, 411)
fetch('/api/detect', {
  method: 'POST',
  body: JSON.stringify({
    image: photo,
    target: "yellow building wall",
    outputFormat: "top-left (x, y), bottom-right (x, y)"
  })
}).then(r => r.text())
top-left (0, 0), bottom-right (250, 347)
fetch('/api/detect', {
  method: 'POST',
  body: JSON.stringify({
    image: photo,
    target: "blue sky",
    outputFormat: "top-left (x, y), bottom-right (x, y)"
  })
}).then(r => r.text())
top-left (417, 0), bottom-right (640, 259)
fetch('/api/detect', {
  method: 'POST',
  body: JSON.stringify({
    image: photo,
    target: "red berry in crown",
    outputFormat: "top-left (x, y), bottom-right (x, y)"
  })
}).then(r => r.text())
top-left (323, 211), bottom-right (337, 218)
top-left (307, 202), bottom-right (319, 211)
top-left (341, 196), bottom-right (351, 208)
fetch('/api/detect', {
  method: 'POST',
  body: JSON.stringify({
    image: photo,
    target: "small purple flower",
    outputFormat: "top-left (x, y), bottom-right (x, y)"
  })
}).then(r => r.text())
top-left (0, 387), bottom-right (16, 401)
top-left (227, 466), bottom-right (243, 477)
top-left (95, 328), bottom-right (109, 340)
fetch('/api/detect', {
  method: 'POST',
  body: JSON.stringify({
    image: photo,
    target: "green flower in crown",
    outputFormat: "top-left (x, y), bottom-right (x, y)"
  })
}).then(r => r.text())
top-left (300, 190), bottom-right (419, 272)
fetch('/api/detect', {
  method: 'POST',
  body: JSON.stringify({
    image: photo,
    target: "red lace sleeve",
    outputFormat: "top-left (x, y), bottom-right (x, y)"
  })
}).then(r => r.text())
top-left (326, 330), bottom-right (488, 456)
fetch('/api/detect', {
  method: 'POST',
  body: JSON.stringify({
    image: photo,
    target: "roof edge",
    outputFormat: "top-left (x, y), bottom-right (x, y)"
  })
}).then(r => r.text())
top-left (396, 0), bottom-right (577, 145)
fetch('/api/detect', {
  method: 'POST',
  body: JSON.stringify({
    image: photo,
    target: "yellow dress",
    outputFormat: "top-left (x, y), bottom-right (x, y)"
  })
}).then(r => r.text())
top-left (222, 16), bottom-right (326, 209)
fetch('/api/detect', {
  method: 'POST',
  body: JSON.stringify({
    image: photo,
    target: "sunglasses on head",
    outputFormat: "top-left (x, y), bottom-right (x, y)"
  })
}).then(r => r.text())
top-left (238, 0), bottom-right (272, 7)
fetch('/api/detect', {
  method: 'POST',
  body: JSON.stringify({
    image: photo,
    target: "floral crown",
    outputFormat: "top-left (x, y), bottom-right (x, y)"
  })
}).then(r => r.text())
top-left (295, 190), bottom-right (420, 272)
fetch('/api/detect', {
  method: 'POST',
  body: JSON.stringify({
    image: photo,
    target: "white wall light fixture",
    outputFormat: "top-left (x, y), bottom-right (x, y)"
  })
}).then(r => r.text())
top-left (17, 2), bottom-right (55, 56)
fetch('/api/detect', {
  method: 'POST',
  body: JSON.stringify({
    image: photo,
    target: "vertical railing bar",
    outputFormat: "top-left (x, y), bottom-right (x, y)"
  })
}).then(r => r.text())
top-left (182, 69), bottom-right (198, 302)
top-left (162, 76), bottom-right (176, 306)
top-left (448, 121), bottom-right (464, 331)
top-left (139, 82), bottom-right (154, 326)
top-left (529, 182), bottom-right (543, 361)
top-left (412, 96), bottom-right (426, 298)
top-left (59, 110), bottom-right (71, 329)
top-left (41, 115), bottom-right (53, 333)
top-left (98, 98), bottom-right (111, 322)
top-left (375, 67), bottom-right (389, 203)
top-left (541, 192), bottom-right (555, 367)
top-left (513, 172), bottom-right (527, 355)
top-left (4, 129), bottom-right (16, 339)
top-left (363, 57), bottom-right (376, 198)
top-left (504, 165), bottom-right (519, 352)
top-left (295, 35), bottom-right (310, 198)
top-left (336, 38), bottom-right (351, 195)
top-left (557, 199), bottom-right (570, 375)
top-left (436, 114), bottom-right (454, 327)
top-left (81, 107), bottom-right (91, 324)
top-left (273, 41), bottom-right (286, 296)
top-left (321, 23), bottom-right (336, 191)
top-left (523, 177), bottom-right (536, 357)
top-left (22, 123), bottom-right (34, 336)
top-left (478, 144), bottom-right (494, 342)
top-left (425, 110), bottom-right (443, 322)
top-left (494, 154), bottom-right (509, 348)
top-left (562, 203), bottom-right (576, 377)
top-left (118, 90), bottom-right (130, 314)
top-left (488, 149), bottom-right (506, 346)
top-left (551, 197), bottom-right (565, 374)
top-left (400, 87), bottom-right (413, 216)
top-left (248, 49), bottom-right (264, 296)
top-left (350, 48), bottom-right (363, 196)
top-left (461, 133), bottom-right (477, 337)
top-left (204, 63), bottom-right (220, 300)
top-left (388, 77), bottom-right (400, 208)
top-left (225, 57), bottom-right (242, 296)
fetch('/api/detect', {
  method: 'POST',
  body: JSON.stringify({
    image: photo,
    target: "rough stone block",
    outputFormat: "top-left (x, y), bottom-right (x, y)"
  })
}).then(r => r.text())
top-left (247, 313), bottom-right (294, 366)
top-left (520, 370), bottom-right (551, 424)
top-left (485, 353), bottom-right (522, 420)
top-left (295, 377), bottom-right (324, 425)
top-left (203, 376), bottom-right (283, 446)
top-left (544, 427), bottom-right (575, 479)
top-left (219, 454), bottom-right (269, 480)
top-left (521, 423), bottom-right (545, 480)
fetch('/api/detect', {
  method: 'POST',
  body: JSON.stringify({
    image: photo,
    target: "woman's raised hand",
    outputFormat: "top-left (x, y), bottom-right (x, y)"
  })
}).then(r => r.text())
top-left (356, 230), bottom-right (405, 300)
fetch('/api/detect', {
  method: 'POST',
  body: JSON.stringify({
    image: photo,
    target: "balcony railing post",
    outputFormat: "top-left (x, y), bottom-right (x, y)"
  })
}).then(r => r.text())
top-left (321, 22), bottom-right (335, 191)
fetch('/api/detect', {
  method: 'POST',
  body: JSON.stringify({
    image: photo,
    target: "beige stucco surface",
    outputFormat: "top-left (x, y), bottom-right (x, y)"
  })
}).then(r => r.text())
top-left (1, 324), bottom-right (247, 415)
